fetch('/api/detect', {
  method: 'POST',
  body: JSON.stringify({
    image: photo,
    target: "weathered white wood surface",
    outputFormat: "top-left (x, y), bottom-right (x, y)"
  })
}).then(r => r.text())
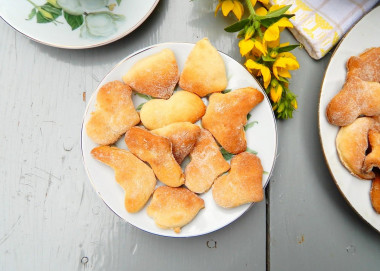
top-left (0, 1), bottom-right (379, 271)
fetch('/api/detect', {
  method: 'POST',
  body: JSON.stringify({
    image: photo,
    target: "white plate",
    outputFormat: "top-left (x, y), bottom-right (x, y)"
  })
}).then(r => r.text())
top-left (81, 42), bottom-right (278, 237)
top-left (319, 7), bottom-right (380, 232)
top-left (0, 0), bottom-right (159, 49)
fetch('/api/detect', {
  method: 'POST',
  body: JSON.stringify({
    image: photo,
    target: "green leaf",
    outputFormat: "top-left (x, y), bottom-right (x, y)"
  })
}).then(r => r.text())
top-left (247, 113), bottom-right (252, 121)
top-left (224, 19), bottom-right (250, 33)
top-left (262, 55), bottom-right (276, 62)
top-left (260, 14), bottom-right (294, 28)
top-left (222, 89), bottom-right (231, 94)
top-left (220, 147), bottom-right (234, 161)
top-left (64, 12), bottom-right (83, 30)
top-left (257, 5), bottom-right (291, 20)
top-left (278, 76), bottom-right (289, 83)
top-left (136, 102), bottom-right (146, 111)
top-left (116, 0), bottom-right (121, 5)
top-left (26, 8), bottom-right (37, 20)
top-left (41, 3), bottom-right (62, 16)
top-left (36, 12), bottom-right (51, 23)
top-left (135, 93), bottom-right (153, 100)
top-left (277, 44), bottom-right (299, 53)
top-left (244, 121), bottom-right (258, 131)
top-left (246, 147), bottom-right (258, 155)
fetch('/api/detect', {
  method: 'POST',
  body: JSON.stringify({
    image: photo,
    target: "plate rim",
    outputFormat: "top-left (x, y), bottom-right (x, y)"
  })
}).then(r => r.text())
top-left (318, 6), bottom-right (380, 233)
top-left (81, 41), bottom-right (278, 237)
top-left (0, 0), bottom-right (160, 49)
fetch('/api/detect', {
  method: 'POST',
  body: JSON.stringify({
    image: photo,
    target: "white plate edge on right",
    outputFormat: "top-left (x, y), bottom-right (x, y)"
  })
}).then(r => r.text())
top-left (318, 6), bottom-right (380, 232)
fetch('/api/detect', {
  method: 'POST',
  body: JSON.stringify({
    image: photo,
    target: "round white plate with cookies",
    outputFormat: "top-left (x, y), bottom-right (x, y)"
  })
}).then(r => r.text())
top-left (319, 6), bottom-right (380, 232)
top-left (81, 42), bottom-right (277, 237)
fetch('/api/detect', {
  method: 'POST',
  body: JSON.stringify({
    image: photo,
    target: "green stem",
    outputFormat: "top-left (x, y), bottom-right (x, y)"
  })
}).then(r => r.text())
top-left (26, 0), bottom-right (38, 8)
top-left (245, 0), bottom-right (255, 16)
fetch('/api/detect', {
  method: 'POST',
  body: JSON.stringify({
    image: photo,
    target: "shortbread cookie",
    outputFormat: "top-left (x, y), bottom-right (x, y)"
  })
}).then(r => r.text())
top-left (140, 90), bottom-right (206, 130)
top-left (326, 76), bottom-right (380, 127)
top-left (336, 117), bottom-right (375, 180)
top-left (185, 129), bottom-right (230, 193)
top-left (147, 186), bottom-right (205, 233)
top-left (371, 175), bottom-right (380, 214)
top-left (212, 152), bottom-right (264, 208)
top-left (125, 127), bottom-right (184, 187)
top-left (179, 38), bottom-right (227, 97)
top-left (363, 129), bottom-right (380, 173)
top-left (122, 49), bottom-right (179, 99)
top-left (151, 122), bottom-right (201, 164)
top-left (86, 81), bottom-right (140, 145)
top-left (91, 146), bottom-right (156, 213)
top-left (202, 87), bottom-right (264, 154)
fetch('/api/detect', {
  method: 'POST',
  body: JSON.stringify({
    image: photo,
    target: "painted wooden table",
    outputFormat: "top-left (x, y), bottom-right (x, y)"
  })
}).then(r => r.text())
top-left (1, 1), bottom-right (379, 270)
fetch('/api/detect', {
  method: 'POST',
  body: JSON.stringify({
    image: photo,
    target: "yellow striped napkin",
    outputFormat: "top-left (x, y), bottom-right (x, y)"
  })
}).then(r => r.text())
top-left (269, 0), bottom-right (379, 59)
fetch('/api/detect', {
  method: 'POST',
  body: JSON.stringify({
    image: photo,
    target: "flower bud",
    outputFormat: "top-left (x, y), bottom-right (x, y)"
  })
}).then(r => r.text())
top-left (47, 0), bottom-right (60, 8)
top-left (245, 26), bottom-right (255, 40)
top-left (38, 8), bottom-right (53, 20)
top-left (291, 99), bottom-right (298, 109)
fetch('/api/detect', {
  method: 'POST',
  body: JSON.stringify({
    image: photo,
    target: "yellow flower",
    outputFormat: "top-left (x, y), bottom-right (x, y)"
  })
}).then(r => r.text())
top-left (263, 17), bottom-right (293, 43)
top-left (272, 52), bottom-right (300, 80)
top-left (251, 39), bottom-right (267, 57)
top-left (270, 84), bottom-right (283, 103)
top-left (255, 7), bottom-right (268, 16)
top-left (245, 59), bottom-right (271, 88)
top-left (250, 0), bottom-right (269, 6)
top-left (239, 39), bottom-right (254, 56)
top-left (215, 0), bottom-right (244, 20)
top-left (291, 99), bottom-right (298, 109)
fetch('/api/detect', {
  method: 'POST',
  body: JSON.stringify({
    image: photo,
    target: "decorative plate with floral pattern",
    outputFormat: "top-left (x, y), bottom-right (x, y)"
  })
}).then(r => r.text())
top-left (0, 0), bottom-right (159, 49)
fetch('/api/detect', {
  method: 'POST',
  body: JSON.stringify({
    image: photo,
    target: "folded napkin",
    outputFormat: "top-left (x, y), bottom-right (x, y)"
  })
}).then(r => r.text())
top-left (269, 0), bottom-right (379, 59)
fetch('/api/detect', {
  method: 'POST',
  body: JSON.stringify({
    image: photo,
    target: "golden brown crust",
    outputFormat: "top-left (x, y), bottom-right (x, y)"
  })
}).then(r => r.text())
top-left (86, 81), bottom-right (140, 145)
top-left (125, 127), bottom-right (184, 187)
top-left (326, 76), bottom-right (380, 127)
top-left (371, 175), bottom-right (380, 214)
top-left (185, 129), bottom-right (230, 194)
top-left (363, 129), bottom-right (380, 173)
top-left (336, 117), bottom-right (375, 180)
top-left (146, 186), bottom-right (205, 233)
top-left (346, 47), bottom-right (380, 83)
top-left (140, 90), bottom-right (206, 130)
top-left (122, 49), bottom-right (179, 99)
top-left (151, 122), bottom-right (201, 164)
top-left (91, 146), bottom-right (156, 213)
top-left (202, 87), bottom-right (264, 154)
top-left (212, 152), bottom-right (264, 208)
top-left (179, 38), bottom-right (227, 97)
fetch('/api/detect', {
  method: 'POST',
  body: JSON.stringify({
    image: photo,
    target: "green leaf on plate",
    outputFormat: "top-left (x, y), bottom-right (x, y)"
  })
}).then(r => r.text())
top-left (246, 147), bottom-right (258, 155)
top-left (64, 12), bottom-right (84, 30)
top-left (26, 8), bottom-right (37, 20)
top-left (220, 147), bottom-right (234, 161)
top-left (116, 0), bottom-right (122, 5)
top-left (41, 3), bottom-right (62, 16)
top-left (222, 89), bottom-right (231, 94)
top-left (244, 121), bottom-right (258, 131)
top-left (247, 113), bottom-right (252, 121)
top-left (135, 93), bottom-right (153, 100)
top-left (136, 102), bottom-right (146, 111)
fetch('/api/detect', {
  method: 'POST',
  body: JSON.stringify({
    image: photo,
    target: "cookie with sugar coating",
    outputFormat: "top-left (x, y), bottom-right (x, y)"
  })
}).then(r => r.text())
top-left (86, 80), bottom-right (140, 145)
top-left (336, 117), bottom-right (375, 180)
top-left (185, 129), bottom-right (230, 194)
top-left (202, 87), bottom-right (264, 154)
top-left (179, 38), bottom-right (227, 97)
top-left (123, 49), bottom-right (179, 99)
top-left (371, 175), bottom-right (380, 214)
top-left (346, 47), bottom-right (380, 83)
top-left (212, 152), bottom-right (264, 208)
top-left (151, 122), bottom-right (201, 164)
top-left (140, 90), bottom-right (206, 130)
top-left (91, 146), bottom-right (156, 213)
top-left (147, 186), bottom-right (205, 233)
top-left (363, 126), bottom-right (380, 173)
top-left (125, 127), bottom-right (184, 187)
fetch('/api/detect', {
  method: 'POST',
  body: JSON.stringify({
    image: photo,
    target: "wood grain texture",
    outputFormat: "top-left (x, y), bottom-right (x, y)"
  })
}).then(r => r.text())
top-left (0, 1), bottom-right (266, 270)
